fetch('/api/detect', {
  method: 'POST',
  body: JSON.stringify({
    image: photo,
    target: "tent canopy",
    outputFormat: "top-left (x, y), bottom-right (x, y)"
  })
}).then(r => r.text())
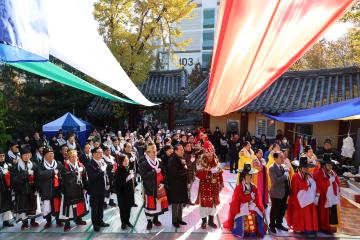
top-left (264, 97), bottom-right (360, 123)
top-left (42, 112), bottom-right (90, 145)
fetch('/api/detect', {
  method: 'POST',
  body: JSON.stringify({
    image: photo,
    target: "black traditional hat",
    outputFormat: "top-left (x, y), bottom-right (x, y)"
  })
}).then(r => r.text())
top-left (317, 153), bottom-right (338, 165)
top-left (240, 163), bottom-right (258, 175)
top-left (43, 146), bottom-right (54, 156)
top-left (299, 156), bottom-right (315, 168)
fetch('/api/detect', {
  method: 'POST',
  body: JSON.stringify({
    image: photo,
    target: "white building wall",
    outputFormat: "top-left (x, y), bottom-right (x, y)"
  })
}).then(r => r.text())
top-left (163, 0), bottom-right (220, 73)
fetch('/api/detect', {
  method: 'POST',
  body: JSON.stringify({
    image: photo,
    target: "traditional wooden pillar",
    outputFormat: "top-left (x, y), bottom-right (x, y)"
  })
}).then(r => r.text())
top-left (127, 104), bottom-right (139, 131)
top-left (168, 102), bottom-right (175, 130)
top-left (202, 112), bottom-right (210, 129)
top-left (240, 112), bottom-right (248, 136)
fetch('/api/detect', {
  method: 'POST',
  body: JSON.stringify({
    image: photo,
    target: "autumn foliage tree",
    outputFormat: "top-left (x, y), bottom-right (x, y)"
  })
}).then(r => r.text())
top-left (93, 0), bottom-right (196, 84)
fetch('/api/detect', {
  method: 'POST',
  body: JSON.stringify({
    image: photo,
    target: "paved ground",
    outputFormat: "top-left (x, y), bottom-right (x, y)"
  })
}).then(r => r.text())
top-left (0, 170), bottom-right (359, 239)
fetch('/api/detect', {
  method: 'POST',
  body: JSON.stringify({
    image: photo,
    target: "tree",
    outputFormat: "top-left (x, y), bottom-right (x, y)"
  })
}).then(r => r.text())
top-left (0, 63), bottom-right (92, 137)
top-left (0, 92), bottom-right (11, 148)
top-left (341, 1), bottom-right (360, 66)
top-left (291, 2), bottom-right (360, 71)
top-left (93, 0), bottom-right (196, 84)
top-left (188, 62), bottom-right (208, 90)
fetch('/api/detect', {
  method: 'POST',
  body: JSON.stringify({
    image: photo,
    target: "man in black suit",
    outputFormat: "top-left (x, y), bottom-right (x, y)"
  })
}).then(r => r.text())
top-left (80, 143), bottom-right (92, 166)
top-left (86, 147), bottom-right (110, 232)
top-left (268, 152), bottom-right (290, 234)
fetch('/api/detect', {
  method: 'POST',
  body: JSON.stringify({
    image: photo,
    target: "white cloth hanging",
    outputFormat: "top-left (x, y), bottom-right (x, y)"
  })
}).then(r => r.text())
top-left (341, 136), bottom-right (355, 158)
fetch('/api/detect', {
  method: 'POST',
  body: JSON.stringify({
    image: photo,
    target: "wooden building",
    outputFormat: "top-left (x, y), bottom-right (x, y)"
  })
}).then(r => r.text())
top-left (185, 66), bottom-right (360, 149)
top-left (86, 69), bottom-right (188, 130)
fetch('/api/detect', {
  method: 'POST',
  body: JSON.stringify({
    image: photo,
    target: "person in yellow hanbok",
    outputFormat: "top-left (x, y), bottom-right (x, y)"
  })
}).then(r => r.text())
top-left (238, 142), bottom-right (255, 171)
top-left (237, 142), bottom-right (255, 184)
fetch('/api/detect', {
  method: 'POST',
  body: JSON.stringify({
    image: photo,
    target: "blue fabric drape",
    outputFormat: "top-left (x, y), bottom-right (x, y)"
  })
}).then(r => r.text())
top-left (264, 97), bottom-right (360, 123)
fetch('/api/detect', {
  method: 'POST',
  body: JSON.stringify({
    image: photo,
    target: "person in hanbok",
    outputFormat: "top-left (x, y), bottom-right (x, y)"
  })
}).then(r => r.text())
top-left (138, 142), bottom-right (168, 230)
top-left (301, 145), bottom-right (320, 174)
top-left (281, 148), bottom-right (295, 180)
top-left (59, 150), bottom-right (89, 231)
top-left (0, 147), bottom-right (13, 227)
top-left (223, 164), bottom-right (266, 238)
top-left (102, 145), bottom-right (116, 207)
top-left (238, 141), bottom-right (255, 171)
top-left (252, 149), bottom-right (268, 207)
top-left (37, 146), bottom-right (64, 228)
top-left (266, 143), bottom-right (281, 190)
top-left (314, 153), bottom-right (341, 234)
top-left (195, 141), bottom-right (223, 229)
top-left (287, 156), bottom-right (318, 233)
top-left (11, 147), bottom-right (41, 230)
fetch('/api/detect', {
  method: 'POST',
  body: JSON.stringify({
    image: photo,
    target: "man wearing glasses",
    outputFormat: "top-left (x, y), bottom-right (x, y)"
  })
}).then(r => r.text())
top-left (86, 147), bottom-right (110, 232)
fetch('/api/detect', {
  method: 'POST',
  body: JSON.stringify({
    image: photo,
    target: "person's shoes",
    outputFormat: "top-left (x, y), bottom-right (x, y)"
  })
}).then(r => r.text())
top-left (121, 224), bottom-right (127, 230)
top-left (75, 219), bottom-right (87, 225)
top-left (30, 220), bottom-right (39, 227)
top-left (146, 220), bottom-right (153, 230)
top-left (44, 222), bottom-right (52, 229)
top-left (207, 215), bottom-right (218, 229)
top-left (3, 221), bottom-right (14, 227)
top-left (109, 199), bottom-right (116, 207)
top-left (276, 224), bottom-right (288, 232)
top-left (103, 202), bottom-right (108, 209)
top-left (178, 220), bottom-right (187, 225)
top-left (201, 218), bottom-right (207, 229)
top-left (93, 225), bottom-right (100, 232)
top-left (64, 222), bottom-right (71, 232)
top-left (99, 221), bottom-right (110, 227)
top-left (56, 220), bottom-right (64, 227)
top-left (172, 222), bottom-right (180, 228)
top-left (126, 222), bottom-right (134, 228)
top-left (270, 227), bottom-right (277, 234)
top-left (132, 203), bottom-right (138, 207)
top-left (152, 218), bottom-right (162, 226)
top-left (21, 222), bottom-right (29, 230)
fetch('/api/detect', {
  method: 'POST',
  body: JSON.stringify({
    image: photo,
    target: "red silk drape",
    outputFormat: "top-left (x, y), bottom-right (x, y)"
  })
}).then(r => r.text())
top-left (204, 0), bottom-right (355, 116)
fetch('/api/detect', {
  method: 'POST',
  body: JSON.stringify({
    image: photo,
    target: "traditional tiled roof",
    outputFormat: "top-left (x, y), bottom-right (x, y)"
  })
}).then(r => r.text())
top-left (184, 66), bottom-right (360, 113)
top-left (86, 96), bottom-right (114, 119)
top-left (138, 69), bottom-right (188, 102)
top-left (87, 69), bottom-right (188, 119)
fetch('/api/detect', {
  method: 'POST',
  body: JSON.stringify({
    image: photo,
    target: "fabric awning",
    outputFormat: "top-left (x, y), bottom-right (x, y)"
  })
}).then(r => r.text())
top-left (264, 97), bottom-right (360, 123)
top-left (0, 0), bottom-right (154, 106)
top-left (204, 0), bottom-right (355, 116)
top-left (8, 62), bottom-right (136, 103)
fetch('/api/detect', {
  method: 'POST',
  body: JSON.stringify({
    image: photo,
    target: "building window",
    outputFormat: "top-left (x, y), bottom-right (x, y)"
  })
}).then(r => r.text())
top-left (256, 118), bottom-right (276, 138)
top-left (202, 52), bottom-right (212, 69)
top-left (202, 31), bottom-right (214, 50)
top-left (203, 8), bottom-right (215, 28)
top-left (295, 124), bottom-right (313, 136)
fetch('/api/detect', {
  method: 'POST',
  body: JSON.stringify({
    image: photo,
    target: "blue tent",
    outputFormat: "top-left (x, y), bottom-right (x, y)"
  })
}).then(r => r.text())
top-left (42, 112), bottom-right (91, 146)
top-left (264, 97), bottom-right (360, 123)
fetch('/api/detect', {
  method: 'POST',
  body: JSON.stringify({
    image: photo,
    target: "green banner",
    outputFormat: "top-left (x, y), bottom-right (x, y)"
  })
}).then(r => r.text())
top-left (7, 61), bottom-right (137, 104)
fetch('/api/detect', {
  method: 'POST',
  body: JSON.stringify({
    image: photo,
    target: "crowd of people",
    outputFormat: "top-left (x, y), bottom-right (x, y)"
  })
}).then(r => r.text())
top-left (0, 125), bottom-right (344, 238)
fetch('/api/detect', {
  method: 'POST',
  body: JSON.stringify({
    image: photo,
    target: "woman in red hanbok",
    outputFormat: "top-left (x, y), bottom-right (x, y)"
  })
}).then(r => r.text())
top-left (314, 153), bottom-right (340, 234)
top-left (287, 156), bottom-right (318, 233)
top-left (223, 164), bottom-right (266, 238)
